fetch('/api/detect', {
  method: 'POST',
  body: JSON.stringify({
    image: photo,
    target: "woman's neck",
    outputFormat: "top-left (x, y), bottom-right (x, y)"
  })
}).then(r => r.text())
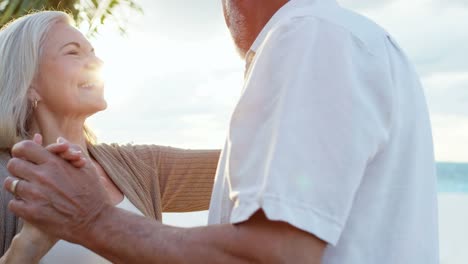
top-left (29, 109), bottom-right (89, 156)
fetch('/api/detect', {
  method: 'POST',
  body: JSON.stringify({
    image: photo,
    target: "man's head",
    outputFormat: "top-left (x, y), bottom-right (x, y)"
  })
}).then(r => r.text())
top-left (222, 0), bottom-right (289, 58)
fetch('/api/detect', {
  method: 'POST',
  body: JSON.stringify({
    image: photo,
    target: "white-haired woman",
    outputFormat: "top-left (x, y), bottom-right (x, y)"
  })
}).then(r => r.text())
top-left (0, 11), bottom-right (220, 263)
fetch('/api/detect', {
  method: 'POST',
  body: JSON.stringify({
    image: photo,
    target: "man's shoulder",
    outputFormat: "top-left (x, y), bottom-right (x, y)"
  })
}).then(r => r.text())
top-left (320, 5), bottom-right (389, 39)
top-left (275, 4), bottom-right (391, 56)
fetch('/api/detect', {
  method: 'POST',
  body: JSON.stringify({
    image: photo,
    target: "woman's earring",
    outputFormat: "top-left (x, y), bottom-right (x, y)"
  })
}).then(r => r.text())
top-left (33, 99), bottom-right (38, 109)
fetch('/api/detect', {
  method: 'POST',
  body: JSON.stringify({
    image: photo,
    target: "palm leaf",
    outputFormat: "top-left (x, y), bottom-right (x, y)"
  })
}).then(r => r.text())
top-left (0, 0), bottom-right (142, 36)
top-left (0, 0), bottom-right (21, 25)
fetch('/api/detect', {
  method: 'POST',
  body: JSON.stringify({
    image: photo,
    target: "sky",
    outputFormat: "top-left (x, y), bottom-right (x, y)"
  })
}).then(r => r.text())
top-left (87, 0), bottom-right (468, 167)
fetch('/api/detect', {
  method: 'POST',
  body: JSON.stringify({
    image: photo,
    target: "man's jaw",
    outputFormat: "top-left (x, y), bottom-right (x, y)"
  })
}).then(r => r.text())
top-left (225, 3), bottom-right (251, 59)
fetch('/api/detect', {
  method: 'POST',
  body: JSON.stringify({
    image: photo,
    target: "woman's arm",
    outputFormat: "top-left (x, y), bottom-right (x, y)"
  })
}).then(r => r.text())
top-left (0, 223), bottom-right (57, 264)
top-left (128, 145), bottom-right (221, 212)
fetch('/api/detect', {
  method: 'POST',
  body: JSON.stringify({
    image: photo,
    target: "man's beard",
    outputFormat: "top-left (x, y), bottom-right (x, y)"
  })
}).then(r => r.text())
top-left (225, 3), bottom-right (251, 58)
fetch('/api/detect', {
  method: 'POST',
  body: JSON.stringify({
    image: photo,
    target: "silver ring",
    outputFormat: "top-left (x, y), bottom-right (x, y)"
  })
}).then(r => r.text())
top-left (10, 179), bottom-right (20, 195)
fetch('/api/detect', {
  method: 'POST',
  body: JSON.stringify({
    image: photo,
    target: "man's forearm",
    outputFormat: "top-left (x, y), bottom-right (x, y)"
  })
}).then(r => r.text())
top-left (77, 207), bottom-right (324, 264)
top-left (78, 206), bottom-right (254, 264)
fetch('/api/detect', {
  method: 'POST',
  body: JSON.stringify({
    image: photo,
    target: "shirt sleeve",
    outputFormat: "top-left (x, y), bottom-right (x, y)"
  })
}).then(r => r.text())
top-left (129, 145), bottom-right (220, 212)
top-left (226, 18), bottom-right (391, 245)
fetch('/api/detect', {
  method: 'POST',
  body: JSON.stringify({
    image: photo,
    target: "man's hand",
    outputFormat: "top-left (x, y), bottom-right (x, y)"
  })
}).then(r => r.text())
top-left (3, 138), bottom-right (111, 243)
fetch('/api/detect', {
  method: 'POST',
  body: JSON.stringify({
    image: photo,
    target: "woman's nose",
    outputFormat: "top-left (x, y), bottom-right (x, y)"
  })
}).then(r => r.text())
top-left (87, 54), bottom-right (104, 70)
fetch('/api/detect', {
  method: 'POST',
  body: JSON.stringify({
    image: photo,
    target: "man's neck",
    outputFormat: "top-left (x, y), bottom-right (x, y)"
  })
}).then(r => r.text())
top-left (248, 0), bottom-right (289, 53)
top-left (255, 1), bottom-right (289, 35)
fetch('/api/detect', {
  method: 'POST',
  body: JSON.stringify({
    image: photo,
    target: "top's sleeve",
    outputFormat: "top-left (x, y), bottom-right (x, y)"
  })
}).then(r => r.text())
top-left (0, 157), bottom-right (21, 255)
top-left (129, 145), bottom-right (221, 212)
top-left (226, 18), bottom-right (391, 245)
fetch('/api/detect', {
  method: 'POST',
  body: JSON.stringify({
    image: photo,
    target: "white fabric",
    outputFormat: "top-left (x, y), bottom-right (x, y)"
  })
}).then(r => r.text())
top-left (41, 196), bottom-right (144, 264)
top-left (208, 0), bottom-right (439, 263)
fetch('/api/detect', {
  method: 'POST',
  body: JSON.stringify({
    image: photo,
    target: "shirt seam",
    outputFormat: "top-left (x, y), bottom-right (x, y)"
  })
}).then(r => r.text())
top-left (284, 15), bottom-right (377, 57)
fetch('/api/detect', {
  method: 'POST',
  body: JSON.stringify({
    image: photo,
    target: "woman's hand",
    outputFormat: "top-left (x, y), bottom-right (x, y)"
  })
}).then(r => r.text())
top-left (33, 134), bottom-right (88, 168)
top-left (19, 221), bottom-right (58, 246)
top-left (0, 221), bottom-right (58, 264)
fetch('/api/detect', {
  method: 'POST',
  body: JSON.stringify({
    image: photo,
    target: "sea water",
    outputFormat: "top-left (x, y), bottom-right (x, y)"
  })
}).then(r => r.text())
top-left (437, 162), bottom-right (468, 193)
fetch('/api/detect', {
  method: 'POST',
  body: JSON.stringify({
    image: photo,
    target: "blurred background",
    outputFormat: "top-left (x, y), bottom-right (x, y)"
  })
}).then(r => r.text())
top-left (1, 0), bottom-right (467, 263)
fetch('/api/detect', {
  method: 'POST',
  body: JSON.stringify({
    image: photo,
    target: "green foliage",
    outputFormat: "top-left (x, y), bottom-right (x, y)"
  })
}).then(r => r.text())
top-left (0, 0), bottom-right (143, 36)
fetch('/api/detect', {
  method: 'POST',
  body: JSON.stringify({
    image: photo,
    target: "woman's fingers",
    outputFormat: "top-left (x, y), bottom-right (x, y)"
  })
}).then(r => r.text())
top-left (61, 145), bottom-right (86, 169)
top-left (46, 142), bottom-right (69, 154)
top-left (32, 134), bottom-right (43, 145)
top-left (46, 143), bottom-right (82, 161)
top-left (44, 138), bottom-right (87, 168)
top-left (71, 158), bottom-right (87, 168)
top-left (46, 138), bottom-right (75, 153)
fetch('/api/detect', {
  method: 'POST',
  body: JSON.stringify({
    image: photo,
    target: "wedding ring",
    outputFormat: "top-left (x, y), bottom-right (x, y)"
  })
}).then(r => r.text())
top-left (10, 179), bottom-right (20, 195)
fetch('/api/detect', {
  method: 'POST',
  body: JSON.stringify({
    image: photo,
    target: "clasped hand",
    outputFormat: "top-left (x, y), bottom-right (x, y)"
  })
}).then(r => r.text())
top-left (2, 134), bottom-right (111, 261)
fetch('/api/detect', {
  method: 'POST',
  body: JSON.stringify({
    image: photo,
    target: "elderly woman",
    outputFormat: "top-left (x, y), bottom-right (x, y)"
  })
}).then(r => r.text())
top-left (0, 11), bottom-right (219, 263)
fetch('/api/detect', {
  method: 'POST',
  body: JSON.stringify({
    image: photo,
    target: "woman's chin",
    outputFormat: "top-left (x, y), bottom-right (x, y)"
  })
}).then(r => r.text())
top-left (84, 100), bottom-right (107, 116)
top-left (99, 100), bottom-right (108, 111)
top-left (95, 101), bottom-right (108, 112)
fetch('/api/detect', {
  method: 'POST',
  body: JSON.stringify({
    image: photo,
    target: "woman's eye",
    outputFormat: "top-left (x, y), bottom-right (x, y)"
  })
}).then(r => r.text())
top-left (67, 50), bottom-right (79, 55)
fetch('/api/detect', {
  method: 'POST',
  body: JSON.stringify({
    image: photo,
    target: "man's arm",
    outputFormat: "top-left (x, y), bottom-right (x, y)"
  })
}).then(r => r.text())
top-left (4, 140), bottom-right (325, 263)
top-left (78, 209), bottom-right (325, 264)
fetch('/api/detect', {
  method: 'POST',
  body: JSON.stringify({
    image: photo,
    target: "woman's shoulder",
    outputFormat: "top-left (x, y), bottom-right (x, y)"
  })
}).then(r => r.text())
top-left (91, 143), bottom-right (220, 164)
top-left (89, 143), bottom-right (157, 172)
top-left (89, 142), bottom-right (118, 153)
top-left (0, 150), bottom-right (11, 177)
top-left (90, 143), bottom-right (167, 160)
top-left (90, 143), bottom-right (141, 159)
top-left (91, 142), bottom-right (142, 153)
top-left (0, 150), bottom-right (21, 254)
top-left (90, 143), bottom-right (166, 179)
top-left (0, 151), bottom-right (14, 201)
top-left (0, 150), bottom-right (10, 161)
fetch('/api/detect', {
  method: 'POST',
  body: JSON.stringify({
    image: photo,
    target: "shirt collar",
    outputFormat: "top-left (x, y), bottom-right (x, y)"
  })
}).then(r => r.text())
top-left (246, 0), bottom-right (337, 57)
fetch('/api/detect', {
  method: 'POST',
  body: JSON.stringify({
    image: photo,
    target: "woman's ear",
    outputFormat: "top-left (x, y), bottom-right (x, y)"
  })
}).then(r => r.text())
top-left (28, 87), bottom-right (42, 102)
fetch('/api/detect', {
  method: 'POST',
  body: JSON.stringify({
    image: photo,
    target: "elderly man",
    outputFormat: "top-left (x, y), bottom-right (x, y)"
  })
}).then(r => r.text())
top-left (4, 0), bottom-right (438, 263)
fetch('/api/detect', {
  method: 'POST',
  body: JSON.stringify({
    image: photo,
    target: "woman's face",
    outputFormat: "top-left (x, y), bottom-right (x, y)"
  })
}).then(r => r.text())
top-left (32, 21), bottom-right (106, 118)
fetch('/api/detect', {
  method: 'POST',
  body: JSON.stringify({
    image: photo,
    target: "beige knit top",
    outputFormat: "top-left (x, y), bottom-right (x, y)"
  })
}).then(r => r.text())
top-left (0, 143), bottom-right (220, 255)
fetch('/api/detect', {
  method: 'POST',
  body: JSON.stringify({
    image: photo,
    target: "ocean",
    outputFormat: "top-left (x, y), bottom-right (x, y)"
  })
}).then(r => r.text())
top-left (437, 162), bottom-right (468, 193)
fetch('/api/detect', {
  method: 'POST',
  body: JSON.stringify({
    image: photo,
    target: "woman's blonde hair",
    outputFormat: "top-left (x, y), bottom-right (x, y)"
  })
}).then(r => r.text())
top-left (0, 11), bottom-right (96, 150)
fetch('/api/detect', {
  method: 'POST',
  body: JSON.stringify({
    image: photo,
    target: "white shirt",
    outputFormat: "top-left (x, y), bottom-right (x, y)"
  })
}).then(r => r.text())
top-left (208, 0), bottom-right (439, 263)
top-left (41, 196), bottom-right (144, 264)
